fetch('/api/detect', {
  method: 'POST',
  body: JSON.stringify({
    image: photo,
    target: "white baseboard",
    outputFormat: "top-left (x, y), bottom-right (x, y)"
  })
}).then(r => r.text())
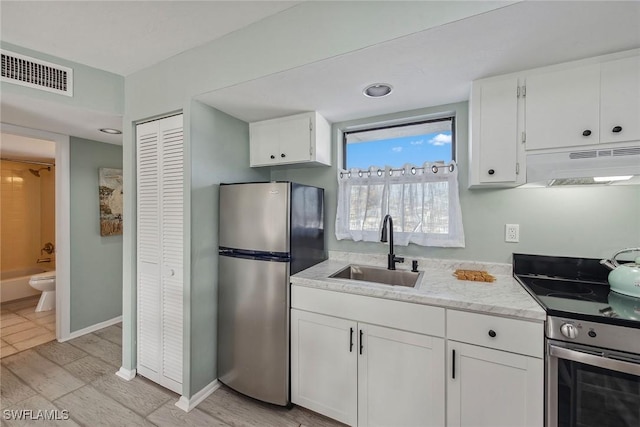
top-left (175, 379), bottom-right (220, 412)
top-left (116, 367), bottom-right (136, 381)
top-left (59, 315), bottom-right (122, 342)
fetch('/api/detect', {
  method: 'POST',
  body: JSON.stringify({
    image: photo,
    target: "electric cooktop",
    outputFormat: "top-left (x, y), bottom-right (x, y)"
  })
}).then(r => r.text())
top-left (513, 254), bottom-right (640, 329)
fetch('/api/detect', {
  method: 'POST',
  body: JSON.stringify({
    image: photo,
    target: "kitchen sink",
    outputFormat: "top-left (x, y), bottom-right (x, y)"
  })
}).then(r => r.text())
top-left (329, 264), bottom-right (422, 288)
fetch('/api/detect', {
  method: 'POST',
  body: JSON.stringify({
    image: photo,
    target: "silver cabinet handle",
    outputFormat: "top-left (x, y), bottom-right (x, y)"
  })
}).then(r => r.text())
top-left (549, 345), bottom-right (640, 376)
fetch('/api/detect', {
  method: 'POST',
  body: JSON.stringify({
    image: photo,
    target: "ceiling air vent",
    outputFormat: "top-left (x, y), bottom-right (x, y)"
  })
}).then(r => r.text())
top-left (1, 50), bottom-right (73, 96)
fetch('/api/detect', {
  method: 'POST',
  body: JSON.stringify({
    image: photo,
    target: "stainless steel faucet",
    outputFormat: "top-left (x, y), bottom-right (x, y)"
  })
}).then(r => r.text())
top-left (380, 214), bottom-right (404, 270)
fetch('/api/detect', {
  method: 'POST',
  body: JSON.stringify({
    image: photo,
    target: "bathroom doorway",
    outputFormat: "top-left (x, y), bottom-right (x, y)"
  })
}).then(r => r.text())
top-left (0, 124), bottom-right (71, 351)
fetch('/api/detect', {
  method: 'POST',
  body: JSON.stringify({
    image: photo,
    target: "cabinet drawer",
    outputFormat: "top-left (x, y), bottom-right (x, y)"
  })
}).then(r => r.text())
top-left (292, 286), bottom-right (445, 337)
top-left (447, 310), bottom-right (543, 358)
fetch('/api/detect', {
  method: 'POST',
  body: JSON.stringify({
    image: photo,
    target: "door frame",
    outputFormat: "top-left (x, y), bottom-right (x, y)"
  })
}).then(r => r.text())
top-left (0, 123), bottom-right (71, 340)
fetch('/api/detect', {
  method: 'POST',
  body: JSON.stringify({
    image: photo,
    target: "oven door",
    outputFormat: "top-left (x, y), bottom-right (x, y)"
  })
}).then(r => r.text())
top-left (547, 340), bottom-right (640, 427)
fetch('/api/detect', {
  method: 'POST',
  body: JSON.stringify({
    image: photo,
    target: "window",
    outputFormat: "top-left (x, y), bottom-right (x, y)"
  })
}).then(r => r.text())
top-left (343, 117), bottom-right (454, 169)
top-left (336, 115), bottom-right (464, 247)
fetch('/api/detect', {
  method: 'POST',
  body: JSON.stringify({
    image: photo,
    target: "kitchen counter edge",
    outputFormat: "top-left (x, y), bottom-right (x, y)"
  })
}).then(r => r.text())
top-left (290, 258), bottom-right (546, 322)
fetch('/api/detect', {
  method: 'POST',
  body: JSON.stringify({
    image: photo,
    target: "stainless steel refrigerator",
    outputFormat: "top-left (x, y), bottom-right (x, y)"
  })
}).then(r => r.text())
top-left (217, 181), bottom-right (325, 406)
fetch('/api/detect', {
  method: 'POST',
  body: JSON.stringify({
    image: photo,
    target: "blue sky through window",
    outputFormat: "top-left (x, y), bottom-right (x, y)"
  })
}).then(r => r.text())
top-left (345, 131), bottom-right (452, 170)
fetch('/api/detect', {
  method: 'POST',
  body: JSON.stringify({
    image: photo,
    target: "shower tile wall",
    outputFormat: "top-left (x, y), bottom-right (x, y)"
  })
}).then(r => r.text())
top-left (0, 160), bottom-right (55, 271)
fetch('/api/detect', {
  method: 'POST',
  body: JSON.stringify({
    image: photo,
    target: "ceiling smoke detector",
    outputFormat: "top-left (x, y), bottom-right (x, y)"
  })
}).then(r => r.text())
top-left (363, 83), bottom-right (393, 98)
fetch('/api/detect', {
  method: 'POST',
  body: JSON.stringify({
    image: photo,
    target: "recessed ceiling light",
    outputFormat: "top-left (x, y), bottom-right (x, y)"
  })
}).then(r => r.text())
top-left (363, 83), bottom-right (393, 98)
top-left (99, 128), bottom-right (122, 135)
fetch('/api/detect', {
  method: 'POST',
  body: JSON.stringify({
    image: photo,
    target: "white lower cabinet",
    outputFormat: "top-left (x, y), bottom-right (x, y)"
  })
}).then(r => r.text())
top-left (447, 341), bottom-right (543, 427)
top-left (291, 310), bottom-right (358, 425)
top-left (291, 286), bottom-right (544, 427)
top-left (291, 308), bottom-right (445, 427)
top-left (358, 323), bottom-right (445, 427)
top-left (446, 309), bottom-right (544, 427)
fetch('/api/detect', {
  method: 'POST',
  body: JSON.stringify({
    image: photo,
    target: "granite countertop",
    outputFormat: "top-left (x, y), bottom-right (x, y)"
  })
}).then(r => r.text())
top-left (291, 251), bottom-right (546, 322)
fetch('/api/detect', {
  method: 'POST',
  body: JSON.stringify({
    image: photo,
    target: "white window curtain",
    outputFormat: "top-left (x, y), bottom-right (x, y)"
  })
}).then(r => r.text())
top-left (335, 162), bottom-right (465, 247)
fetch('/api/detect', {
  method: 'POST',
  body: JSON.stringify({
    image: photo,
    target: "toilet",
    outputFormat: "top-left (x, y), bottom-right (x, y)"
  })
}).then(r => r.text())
top-left (29, 270), bottom-right (56, 312)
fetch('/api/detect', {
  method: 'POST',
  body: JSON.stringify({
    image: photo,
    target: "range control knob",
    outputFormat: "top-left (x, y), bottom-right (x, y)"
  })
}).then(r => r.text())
top-left (560, 323), bottom-right (579, 339)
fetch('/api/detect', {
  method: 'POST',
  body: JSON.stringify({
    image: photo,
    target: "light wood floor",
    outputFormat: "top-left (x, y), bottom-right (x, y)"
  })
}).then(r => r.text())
top-left (1, 296), bottom-right (56, 358)
top-left (0, 322), bottom-right (345, 427)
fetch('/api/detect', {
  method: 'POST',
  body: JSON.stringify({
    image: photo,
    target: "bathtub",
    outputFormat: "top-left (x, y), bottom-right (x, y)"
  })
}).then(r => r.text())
top-left (0, 268), bottom-right (48, 303)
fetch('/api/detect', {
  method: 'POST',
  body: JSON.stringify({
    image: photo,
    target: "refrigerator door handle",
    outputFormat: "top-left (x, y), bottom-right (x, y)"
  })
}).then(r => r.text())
top-left (218, 249), bottom-right (290, 263)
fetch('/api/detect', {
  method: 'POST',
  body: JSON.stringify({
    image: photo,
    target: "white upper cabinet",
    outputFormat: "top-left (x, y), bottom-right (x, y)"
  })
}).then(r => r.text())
top-left (468, 76), bottom-right (522, 187)
top-left (469, 49), bottom-right (639, 187)
top-left (600, 56), bottom-right (640, 144)
top-left (250, 111), bottom-right (331, 167)
top-left (525, 64), bottom-right (601, 150)
top-left (525, 53), bottom-right (640, 151)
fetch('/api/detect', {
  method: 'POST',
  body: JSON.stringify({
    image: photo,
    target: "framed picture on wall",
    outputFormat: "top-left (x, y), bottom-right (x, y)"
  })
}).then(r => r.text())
top-left (99, 168), bottom-right (123, 236)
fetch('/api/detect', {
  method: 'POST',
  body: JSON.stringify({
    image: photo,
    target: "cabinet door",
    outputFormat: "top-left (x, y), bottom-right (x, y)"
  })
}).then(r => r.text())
top-left (250, 120), bottom-right (282, 166)
top-left (278, 114), bottom-right (313, 164)
top-left (471, 77), bottom-right (520, 184)
top-left (525, 64), bottom-right (600, 150)
top-left (447, 341), bottom-right (543, 427)
top-left (601, 56), bottom-right (640, 144)
top-left (358, 324), bottom-right (445, 427)
top-left (291, 309), bottom-right (358, 426)
top-left (250, 114), bottom-right (312, 166)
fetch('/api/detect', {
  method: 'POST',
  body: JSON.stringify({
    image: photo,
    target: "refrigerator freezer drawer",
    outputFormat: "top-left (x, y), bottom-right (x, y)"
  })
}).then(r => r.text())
top-left (217, 254), bottom-right (290, 405)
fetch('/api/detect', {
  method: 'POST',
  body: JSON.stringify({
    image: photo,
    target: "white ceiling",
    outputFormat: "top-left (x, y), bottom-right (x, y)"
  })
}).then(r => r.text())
top-left (1, 92), bottom-right (125, 145)
top-left (0, 1), bottom-right (639, 156)
top-left (0, 133), bottom-right (56, 163)
top-left (198, 1), bottom-right (640, 123)
top-left (0, 0), bottom-right (300, 152)
top-left (0, 1), bottom-right (301, 76)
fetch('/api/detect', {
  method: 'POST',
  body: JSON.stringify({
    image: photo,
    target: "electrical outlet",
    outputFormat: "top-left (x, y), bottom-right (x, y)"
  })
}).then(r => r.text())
top-left (505, 224), bottom-right (520, 243)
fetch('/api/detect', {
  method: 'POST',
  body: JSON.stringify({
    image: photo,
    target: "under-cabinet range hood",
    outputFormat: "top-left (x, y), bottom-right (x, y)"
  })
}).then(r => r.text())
top-left (525, 145), bottom-right (640, 186)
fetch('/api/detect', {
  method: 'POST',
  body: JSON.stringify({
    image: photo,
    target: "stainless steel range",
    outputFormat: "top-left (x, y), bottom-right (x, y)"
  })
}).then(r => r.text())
top-left (513, 254), bottom-right (640, 427)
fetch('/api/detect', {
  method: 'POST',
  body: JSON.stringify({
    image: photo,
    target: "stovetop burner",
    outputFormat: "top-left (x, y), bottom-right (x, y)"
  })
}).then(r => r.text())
top-left (524, 277), bottom-right (599, 297)
top-left (513, 254), bottom-right (640, 329)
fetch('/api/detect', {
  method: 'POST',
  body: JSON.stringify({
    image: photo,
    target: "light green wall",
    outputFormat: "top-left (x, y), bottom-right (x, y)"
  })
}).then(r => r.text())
top-left (1, 42), bottom-right (123, 114)
top-left (121, 1), bottom-right (516, 389)
top-left (69, 137), bottom-right (123, 332)
top-left (187, 101), bottom-right (269, 396)
top-left (271, 102), bottom-right (640, 263)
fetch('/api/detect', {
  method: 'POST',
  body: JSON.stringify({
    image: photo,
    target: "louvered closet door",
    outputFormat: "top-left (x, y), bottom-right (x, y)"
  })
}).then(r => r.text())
top-left (158, 115), bottom-right (183, 392)
top-left (136, 114), bottom-right (183, 395)
top-left (136, 120), bottom-right (161, 383)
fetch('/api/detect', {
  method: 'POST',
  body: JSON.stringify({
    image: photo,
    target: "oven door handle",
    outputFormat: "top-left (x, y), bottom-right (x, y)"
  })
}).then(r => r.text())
top-left (549, 345), bottom-right (640, 376)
